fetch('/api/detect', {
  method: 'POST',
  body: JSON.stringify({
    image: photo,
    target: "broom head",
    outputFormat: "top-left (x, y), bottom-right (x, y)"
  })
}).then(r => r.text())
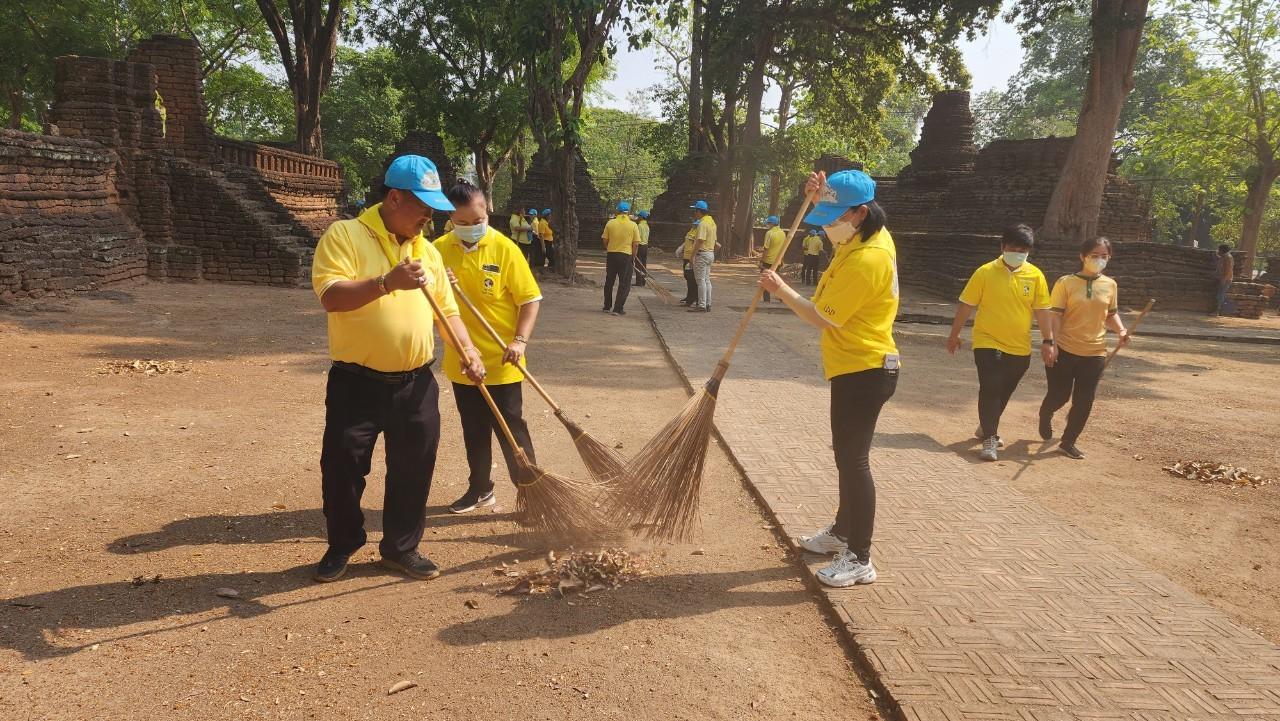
top-left (555, 410), bottom-right (629, 484)
top-left (607, 378), bottom-right (719, 542)
top-left (513, 448), bottom-right (616, 541)
top-left (645, 277), bottom-right (677, 305)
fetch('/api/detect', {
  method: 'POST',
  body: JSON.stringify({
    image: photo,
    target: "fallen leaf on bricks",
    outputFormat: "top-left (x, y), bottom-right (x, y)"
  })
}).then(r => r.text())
top-left (387, 681), bottom-right (416, 695)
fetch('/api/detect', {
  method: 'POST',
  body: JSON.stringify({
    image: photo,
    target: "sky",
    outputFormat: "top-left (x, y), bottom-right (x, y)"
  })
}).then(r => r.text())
top-left (594, 12), bottom-right (1026, 116)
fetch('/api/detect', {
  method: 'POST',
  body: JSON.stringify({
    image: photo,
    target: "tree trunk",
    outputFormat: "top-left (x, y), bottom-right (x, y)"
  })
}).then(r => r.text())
top-left (7, 88), bottom-right (22, 129)
top-left (256, 0), bottom-right (342, 158)
top-left (714, 89), bottom-right (739, 256)
top-left (767, 79), bottom-right (795, 217)
top-left (294, 93), bottom-right (323, 156)
top-left (687, 0), bottom-right (703, 154)
top-left (1239, 165), bottom-right (1279, 277)
top-left (1040, 0), bottom-right (1148, 244)
top-left (1184, 191), bottom-right (1205, 247)
top-left (731, 44), bottom-right (769, 258)
top-left (474, 145), bottom-right (496, 211)
top-left (550, 144), bottom-right (579, 278)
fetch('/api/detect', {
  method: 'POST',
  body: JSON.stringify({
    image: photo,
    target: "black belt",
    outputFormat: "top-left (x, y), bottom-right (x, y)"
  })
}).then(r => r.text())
top-left (332, 360), bottom-right (434, 384)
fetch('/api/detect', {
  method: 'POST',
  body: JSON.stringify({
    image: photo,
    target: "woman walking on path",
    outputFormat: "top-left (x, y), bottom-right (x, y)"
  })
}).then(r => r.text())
top-left (759, 169), bottom-right (899, 588)
top-left (1039, 237), bottom-right (1130, 460)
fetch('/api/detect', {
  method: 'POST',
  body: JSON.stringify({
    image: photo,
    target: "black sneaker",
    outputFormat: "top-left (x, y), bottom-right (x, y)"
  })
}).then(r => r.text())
top-left (380, 551), bottom-right (441, 580)
top-left (687, 305), bottom-right (703, 312)
top-left (678, 299), bottom-right (693, 306)
top-left (601, 306), bottom-right (612, 313)
top-left (449, 488), bottom-right (496, 514)
top-left (1039, 414), bottom-right (1053, 441)
top-left (1059, 443), bottom-right (1085, 460)
top-left (314, 550), bottom-right (351, 583)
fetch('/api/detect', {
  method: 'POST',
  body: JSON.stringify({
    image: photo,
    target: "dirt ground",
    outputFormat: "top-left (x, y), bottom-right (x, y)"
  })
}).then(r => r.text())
top-left (719, 261), bottom-right (1280, 646)
top-left (0, 282), bottom-right (879, 721)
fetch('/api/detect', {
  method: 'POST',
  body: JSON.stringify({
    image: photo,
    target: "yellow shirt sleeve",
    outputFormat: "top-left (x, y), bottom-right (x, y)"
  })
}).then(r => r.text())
top-left (815, 249), bottom-right (893, 327)
top-left (696, 222), bottom-right (712, 242)
top-left (958, 267), bottom-right (985, 306)
top-left (1109, 282), bottom-right (1119, 313)
top-left (422, 244), bottom-right (460, 318)
top-left (1050, 276), bottom-right (1069, 311)
top-left (1032, 270), bottom-right (1052, 310)
top-left (312, 222), bottom-right (357, 299)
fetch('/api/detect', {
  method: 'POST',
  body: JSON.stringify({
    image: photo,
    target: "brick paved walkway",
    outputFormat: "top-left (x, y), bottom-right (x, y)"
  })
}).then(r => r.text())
top-left (636, 258), bottom-right (1280, 720)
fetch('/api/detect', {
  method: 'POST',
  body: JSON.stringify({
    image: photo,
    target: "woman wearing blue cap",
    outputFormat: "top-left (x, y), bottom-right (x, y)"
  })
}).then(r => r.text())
top-left (759, 169), bottom-right (899, 588)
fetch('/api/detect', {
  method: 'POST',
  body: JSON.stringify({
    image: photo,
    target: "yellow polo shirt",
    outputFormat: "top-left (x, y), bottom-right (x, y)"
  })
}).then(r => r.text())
top-left (812, 228), bottom-right (900, 379)
top-left (312, 205), bottom-right (459, 373)
top-left (435, 227), bottom-right (541, 386)
top-left (696, 215), bottom-right (717, 251)
top-left (509, 214), bottom-right (532, 245)
top-left (761, 226), bottom-right (785, 264)
top-left (536, 218), bottom-right (554, 243)
top-left (637, 220), bottom-right (650, 246)
top-left (682, 227), bottom-right (697, 260)
top-left (959, 257), bottom-right (1052, 356)
top-left (803, 235), bottom-right (824, 255)
top-left (1051, 274), bottom-right (1118, 357)
top-left (602, 214), bottom-right (640, 254)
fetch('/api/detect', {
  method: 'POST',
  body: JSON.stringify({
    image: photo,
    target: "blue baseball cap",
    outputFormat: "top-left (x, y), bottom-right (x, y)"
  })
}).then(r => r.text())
top-left (636, 210), bottom-right (648, 219)
top-left (765, 215), bottom-right (779, 225)
top-left (617, 201), bottom-right (631, 212)
top-left (690, 200), bottom-right (709, 212)
top-left (384, 155), bottom-right (453, 211)
top-left (808, 228), bottom-right (818, 235)
top-left (804, 170), bottom-right (876, 226)
top-left (542, 208), bottom-right (552, 216)
top-left (527, 208), bottom-right (538, 215)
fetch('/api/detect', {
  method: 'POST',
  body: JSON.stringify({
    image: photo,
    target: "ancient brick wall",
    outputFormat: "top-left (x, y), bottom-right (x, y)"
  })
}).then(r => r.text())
top-left (503, 148), bottom-right (607, 241)
top-left (0, 130), bottom-right (148, 300)
top-left (648, 154), bottom-right (721, 250)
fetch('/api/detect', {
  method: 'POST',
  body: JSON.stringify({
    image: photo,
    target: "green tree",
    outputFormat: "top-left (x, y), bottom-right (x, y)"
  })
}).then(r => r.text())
top-left (204, 63), bottom-right (294, 141)
top-left (254, 0), bottom-right (346, 156)
top-left (321, 46), bottom-right (405, 201)
top-left (580, 106), bottom-right (667, 209)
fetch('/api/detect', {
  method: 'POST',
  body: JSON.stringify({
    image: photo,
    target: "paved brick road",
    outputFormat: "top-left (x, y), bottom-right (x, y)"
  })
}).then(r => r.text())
top-left (637, 258), bottom-right (1280, 720)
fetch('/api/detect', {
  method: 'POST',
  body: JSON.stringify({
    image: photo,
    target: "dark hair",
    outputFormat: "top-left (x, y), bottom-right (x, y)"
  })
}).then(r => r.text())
top-left (1218, 244), bottom-right (1231, 254)
top-left (445, 179), bottom-right (484, 207)
top-left (1080, 236), bottom-right (1113, 256)
top-left (1001, 224), bottom-right (1036, 250)
top-left (856, 200), bottom-right (886, 241)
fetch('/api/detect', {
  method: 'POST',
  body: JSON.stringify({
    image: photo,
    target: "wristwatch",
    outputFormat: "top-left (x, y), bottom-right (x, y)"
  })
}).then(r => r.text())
top-left (513, 335), bottom-right (528, 343)
top-left (376, 274), bottom-right (388, 295)
top-left (1042, 339), bottom-right (1056, 346)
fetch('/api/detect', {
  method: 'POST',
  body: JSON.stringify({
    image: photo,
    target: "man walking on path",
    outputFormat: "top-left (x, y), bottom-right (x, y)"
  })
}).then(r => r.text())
top-left (634, 209), bottom-right (651, 286)
top-left (689, 200), bottom-right (718, 312)
top-left (601, 201), bottom-right (640, 315)
top-left (1215, 244), bottom-right (1235, 315)
top-left (310, 155), bottom-right (486, 583)
top-left (802, 229), bottom-right (824, 285)
top-left (759, 214), bottom-right (784, 302)
top-left (945, 224), bottom-right (1056, 462)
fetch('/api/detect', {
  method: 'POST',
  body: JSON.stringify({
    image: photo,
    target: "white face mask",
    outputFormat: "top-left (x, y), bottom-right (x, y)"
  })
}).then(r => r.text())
top-left (1003, 251), bottom-right (1028, 268)
top-left (824, 220), bottom-right (856, 245)
top-left (454, 222), bottom-right (487, 244)
top-left (1084, 256), bottom-right (1108, 274)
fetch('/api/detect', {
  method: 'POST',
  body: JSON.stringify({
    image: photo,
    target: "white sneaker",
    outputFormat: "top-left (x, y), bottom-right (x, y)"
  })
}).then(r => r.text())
top-left (817, 549), bottom-right (877, 588)
top-left (797, 525), bottom-right (847, 554)
top-left (974, 426), bottom-right (1004, 448)
top-left (978, 436), bottom-right (999, 461)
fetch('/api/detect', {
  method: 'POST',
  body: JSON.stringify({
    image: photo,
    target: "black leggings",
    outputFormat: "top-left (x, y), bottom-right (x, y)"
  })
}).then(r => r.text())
top-left (831, 368), bottom-right (897, 563)
top-left (453, 381), bottom-right (536, 489)
top-left (973, 348), bottom-right (1030, 439)
top-left (634, 245), bottom-right (648, 286)
top-left (1040, 349), bottom-right (1105, 445)
top-left (802, 255), bottom-right (820, 284)
top-left (682, 259), bottom-right (697, 303)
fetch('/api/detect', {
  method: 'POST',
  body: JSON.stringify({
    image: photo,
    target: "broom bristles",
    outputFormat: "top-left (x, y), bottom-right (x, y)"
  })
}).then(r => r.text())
top-left (607, 382), bottom-right (718, 542)
top-left (515, 459), bottom-right (616, 541)
top-left (646, 278), bottom-right (677, 304)
top-left (556, 411), bottom-right (629, 484)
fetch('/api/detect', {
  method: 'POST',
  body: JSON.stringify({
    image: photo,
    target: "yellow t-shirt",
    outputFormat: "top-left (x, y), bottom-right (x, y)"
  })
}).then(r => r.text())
top-left (682, 227), bottom-right (697, 260)
top-left (637, 220), bottom-right (650, 246)
top-left (312, 205), bottom-right (459, 373)
top-left (434, 227), bottom-right (542, 385)
top-left (959, 257), bottom-right (1052, 356)
top-left (509, 214), bottom-right (532, 245)
top-left (696, 215), bottom-right (717, 251)
top-left (602, 214), bottom-right (640, 254)
top-left (1051, 274), bottom-right (1118, 357)
top-left (536, 218), bottom-right (554, 243)
top-left (803, 235), bottom-right (824, 256)
top-left (761, 226), bottom-right (785, 264)
top-left (811, 228), bottom-right (900, 380)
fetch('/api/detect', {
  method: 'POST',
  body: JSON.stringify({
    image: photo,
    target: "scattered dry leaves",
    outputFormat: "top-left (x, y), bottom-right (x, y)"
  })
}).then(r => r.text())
top-left (96, 359), bottom-right (191, 376)
top-left (494, 549), bottom-right (653, 598)
top-left (1163, 460), bottom-right (1273, 488)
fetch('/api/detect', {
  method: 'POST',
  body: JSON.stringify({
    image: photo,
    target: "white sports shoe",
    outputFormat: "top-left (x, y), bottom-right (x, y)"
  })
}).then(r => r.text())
top-left (974, 426), bottom-right (1004, 448)
top-left (978, 436), bottom-right (999, 461)
top-left (817, 549), bottom-right (877, 588)
top-left (797, 524), bottom-right (847, 554)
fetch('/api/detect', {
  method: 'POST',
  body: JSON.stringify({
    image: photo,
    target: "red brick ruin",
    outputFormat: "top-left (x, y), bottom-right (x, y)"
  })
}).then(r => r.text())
top-left (0, 35), bottom-right (343, 300)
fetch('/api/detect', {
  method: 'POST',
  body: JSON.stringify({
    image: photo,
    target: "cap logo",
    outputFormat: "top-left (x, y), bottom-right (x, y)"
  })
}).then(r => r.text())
top-left (420, 170), bottom-right (441, 191)
top-left (819, 182), bottom-right (838, 204)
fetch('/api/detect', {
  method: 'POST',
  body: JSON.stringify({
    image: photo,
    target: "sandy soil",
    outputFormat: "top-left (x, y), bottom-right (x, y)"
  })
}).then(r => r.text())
top-left (0, 282), bottom-right (879, 721)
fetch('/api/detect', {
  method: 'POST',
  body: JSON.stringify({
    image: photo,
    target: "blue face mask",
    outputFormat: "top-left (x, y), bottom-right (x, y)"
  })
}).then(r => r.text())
top-left (1003, 251), bottom-right (1028, 268)
top-left (454, 223), bottom-right (487, 244)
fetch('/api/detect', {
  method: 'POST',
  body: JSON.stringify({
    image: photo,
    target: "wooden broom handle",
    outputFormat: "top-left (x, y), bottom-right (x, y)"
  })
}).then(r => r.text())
top-left (713, 194), bottom-right (816, 380)
top-left (1104, 298), bottom-right (1154, 369)
top-left (416, 280), bottom-right (525, 455)
top-left (446, 276), bottom-right (563, 413)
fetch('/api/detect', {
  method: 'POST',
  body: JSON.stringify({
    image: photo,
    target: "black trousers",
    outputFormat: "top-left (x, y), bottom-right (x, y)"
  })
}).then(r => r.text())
top-left (802, 255), bottom-right (820, 284)
top-left (831, 368), bottom-right (897, 563)
top-left (452, 382), bottom-right (536, 490)
top-left (320, 363), bottom-right (440, 557)
top-left (604, 251), bottom-right (633, 311)
top-left (530, 237), bottom-right (546, 267)
top-left (973, 348), bottom-right (1031, 439)
top-left (518, 242), bottom-right (532, 264)
top-left (1040, 349), bottom-right (1105, 445)
top-left (543, 242), bottom-right (556, 268)
top-left (634, 245), bottom-right (649, 286)
top-left (682, 259), bottom-right (697, 303)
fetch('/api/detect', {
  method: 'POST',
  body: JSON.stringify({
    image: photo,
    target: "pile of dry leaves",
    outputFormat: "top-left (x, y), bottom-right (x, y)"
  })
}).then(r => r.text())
top-left (495, 549), bottom-right (652, 597)
top-left (1163, 460), bottom-right (1273, 488)
top-left (97, 359), bottom-right (191, 376)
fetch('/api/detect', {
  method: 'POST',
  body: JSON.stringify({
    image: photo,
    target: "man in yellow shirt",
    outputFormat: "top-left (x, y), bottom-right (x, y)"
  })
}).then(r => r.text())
top-left (311, 155), bottom-right (486, 583)
top-left (945, 224), bottom-right (1056, 461)
top-left (434, 181), bottom-right (543, 514)
top-left (601, 201), bottom-right (640, 315)
top-left (679, 219), bottom-right (699, 306)
top-left (759, 214), bottom-right (784, 302)
top-left (633, 209), bottom-right (651, 286)
top-left (802, 229), bottom-right (825, 285)
top-left (509, 209), bottom-right (535, 264)
top-left (689, 199), bottom-right (717, 312)
top-left (538, 208), bottom-right (555, 269)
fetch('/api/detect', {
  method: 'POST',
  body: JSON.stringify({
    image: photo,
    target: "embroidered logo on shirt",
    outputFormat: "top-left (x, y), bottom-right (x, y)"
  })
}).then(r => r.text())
top-left (482, 264), bottom-right (500, 273)
top-left (420, 170), bottom-right (441, 191)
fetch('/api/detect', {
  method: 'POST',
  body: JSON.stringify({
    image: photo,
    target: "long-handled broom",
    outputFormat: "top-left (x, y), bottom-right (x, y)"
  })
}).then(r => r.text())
top-left (609, 193), bottom-right (817, 541)
top-left (447, 276), bottom-right (627, 484)
top-left (632, 258), bottom-right (677, 304)
top-left (417, 281), bottom-right (611, 539)
top-left (1104, 298), bottom-right (1155, 369)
